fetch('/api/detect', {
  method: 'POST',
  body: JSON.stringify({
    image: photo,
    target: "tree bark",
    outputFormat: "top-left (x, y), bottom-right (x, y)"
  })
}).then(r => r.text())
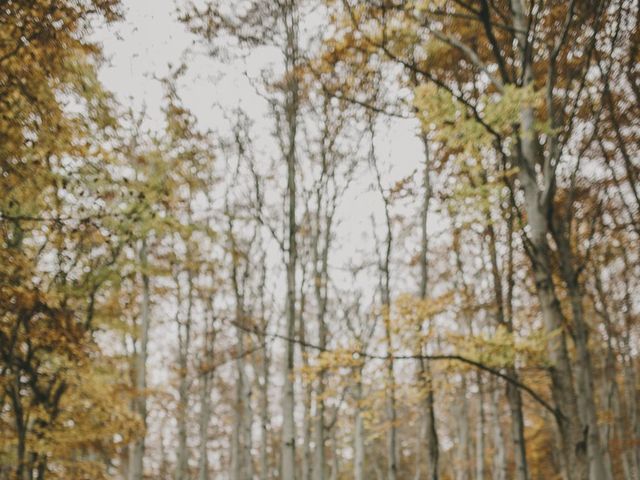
top-left (197, 349), bottom-right (213, 480)
top-left (229, 218), bottom-right (254, 480)
top-left (488, 379), bottom-right (507, 480)
top-left (354, 368), bottom-right (366, 480)
top-left (175, 265), bottom-right (192, 480)
top-left (554, 227), bottom-right (611, 480)
top-left (416, 134), bottom-right (439, 480)
top-left (311, 149), bottom-right (335, 480)
top-left (197, 345), bottom-right (213, 480)
top-left (475, 373), bottom-right (485, 480)
top-left (370, 118), bottom-right (397, 480)
top-left (487, 204), bottom-right (529, 480)
top-left (593, 268), bottom-right (635, 480)
top-left (300, 273), bottom-right (313, 480)
top-left (129, 239), bottom-right (150, 480)
top-left (280, 3), bottom-right (300, 478)
top-left (258, 257), bottom-right (271, 480)
top-left (454, 378), bottom-right (472, 480)
top-left (510, 3), bottom-right (590, 477)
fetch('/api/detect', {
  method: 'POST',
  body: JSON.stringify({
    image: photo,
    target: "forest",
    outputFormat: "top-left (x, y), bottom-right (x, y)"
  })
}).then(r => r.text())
top-left (0, 1), bottom-right (639, 479)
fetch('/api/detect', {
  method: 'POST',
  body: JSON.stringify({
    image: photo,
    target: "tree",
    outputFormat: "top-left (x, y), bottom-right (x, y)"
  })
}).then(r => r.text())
top-left (322, 1), bottom-right (637, 477)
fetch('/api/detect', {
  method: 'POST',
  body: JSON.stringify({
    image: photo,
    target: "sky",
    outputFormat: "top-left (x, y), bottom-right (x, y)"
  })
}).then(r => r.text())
top-left (93, 0), bottom-right (424, 173)
top-left (93, 0), bottom-right (437, 286)
top-left (94, 0), bottom-right (266, 130)
top-left (91, 0), bottom-right (469, 319)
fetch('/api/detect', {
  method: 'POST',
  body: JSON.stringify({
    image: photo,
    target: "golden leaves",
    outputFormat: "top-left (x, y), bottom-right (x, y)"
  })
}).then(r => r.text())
top-left (450, 325), bottom-right (555, 369)
top-left (0, 2), bottom-right (142, 478)
top-left (395, 292), bottom-right (452, 321)
top-left (414, 83), bottom-right (546, 155)
top-left (393, 292), bottom-right (452, 346)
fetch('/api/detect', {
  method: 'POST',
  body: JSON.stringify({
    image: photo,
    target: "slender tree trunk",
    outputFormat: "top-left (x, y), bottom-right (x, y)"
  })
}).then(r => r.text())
top-left (242, 372), bottom-right (254, 479)
top-left (198, 357), bottom-right (212, 480)
top-left (371, 118), bottom-right (397, 480)
top-left (555, 229), bottom-right (612, 480)
top-left (384, 317), bottom-right (397, 480)
top-left (487, 206), bottom-right (529, 480)
top-left (160, 424), bottom-right (170, 480)
top-left (454, 378), bottom-right (472, 480)
top-left (312, 381), bottom-right (325, 480)
top-left (416, 134), bottom-right (439, 480)
top-left (312, 172), bottom-right (333, 480)
top-left (10, 383), bottom-right (27, 480)
top-left (354, 371), bottom-right (365, 480)
top-left (199, 187), bottom-right (218, 480)
top-left (622, 351), bottom-right (640, 479)
top-left (259, 335), bottom-right (271, 480)
top-left (329, 427), bottom-right (339, 480)
top-left (302, 380), bottom-right (312, 480)
top-left (594, 269), bottom-right (635, 480)
top-left (175, 266), bottom-right (192, 480)
top-left (600, 341), bottom-right (622, 480)
top-left (416, 360), bottom-right (439, 480)
top-left (300, 280), bottom-right (312, 480)
top-left (198, 374), bottom-right (211, 480)
top-left (229, 222), bottom-right (254, 480)
top-left (621, 251), bottom-right (640, 478)
top-left (259, 257), bottom-right (271, 480)
top-left (129, 239), bottom-right (150, 480)
top-left (452, 226), bottom-right (472, 480)
top-left (280, 3), bottom-right (299, 478)
top-left (488, 378), bottom-right (507, 480)
top-left (475, 373), bottom-right (485, 480)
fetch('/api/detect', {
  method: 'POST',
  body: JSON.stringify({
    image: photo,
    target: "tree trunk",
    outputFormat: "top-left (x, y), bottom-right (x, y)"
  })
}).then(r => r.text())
top-left (354, 373), bottom-right (366, 480)
top-left (554, 227), bottom-right (611, 480)
top-left (510, 2), bottom-right (586, 477)
top-left (417, 134), bottom-right (439, 480)
top-left (622, 352), bottom-right (640, 479)
top-left (452, 226), bottom-right (472, 480)
top-left (175, 266), bottom-right (192, 480)
top-left (313, 386), bottom-right (325, 480)
top-left (199, 170), bottom-right (219, 480)
top-left (129, 239), bottom-right (150, 480)
top-left (300, 281), bottom-right (312, 480)
top-left (198, 356), bottom-right (212, 480)
top-left (419, 363), bottom-right (439, 480)
top-left (259, 258), bottom-right (271, 480)
top-left (488, 379), bottom-right (507, 480)
top-left (198, 372), bottom-right (211, 480)
top-left (371, 117), bottom-right (397, 480)
top-left (454, 378), bottom-right (472, 480)
top-left (280, 3), bottom-right (299, 478)
top-left (385, 321), bottom-right (398, 480)
top-left (510, 2), bottom-right (606, 476)
top-left (621, 251), bottom-right (640, 478)
top-left (229, 219), bottom-right (254, 480)
top-left (10, 383), bottom-right (27, 480)
top-left (594, 269), bottom-right (635, 480)
top-left (487, 205), bottom-right (529, 480)
top-left (517, 124), bottom-right (584, 480)
top-left (475, 373), bottom-right (485, 480)
top-left (329, 427), bottom-right (339, 480)
top-left (312, 167), bottom-right (333, 480)
top-left (260, 335), bottom-right (271, 480)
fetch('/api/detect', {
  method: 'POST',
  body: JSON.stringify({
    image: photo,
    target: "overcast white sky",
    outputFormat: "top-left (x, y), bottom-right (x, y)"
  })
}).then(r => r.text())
top-left (93, 0), bottom-right (439, 295)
